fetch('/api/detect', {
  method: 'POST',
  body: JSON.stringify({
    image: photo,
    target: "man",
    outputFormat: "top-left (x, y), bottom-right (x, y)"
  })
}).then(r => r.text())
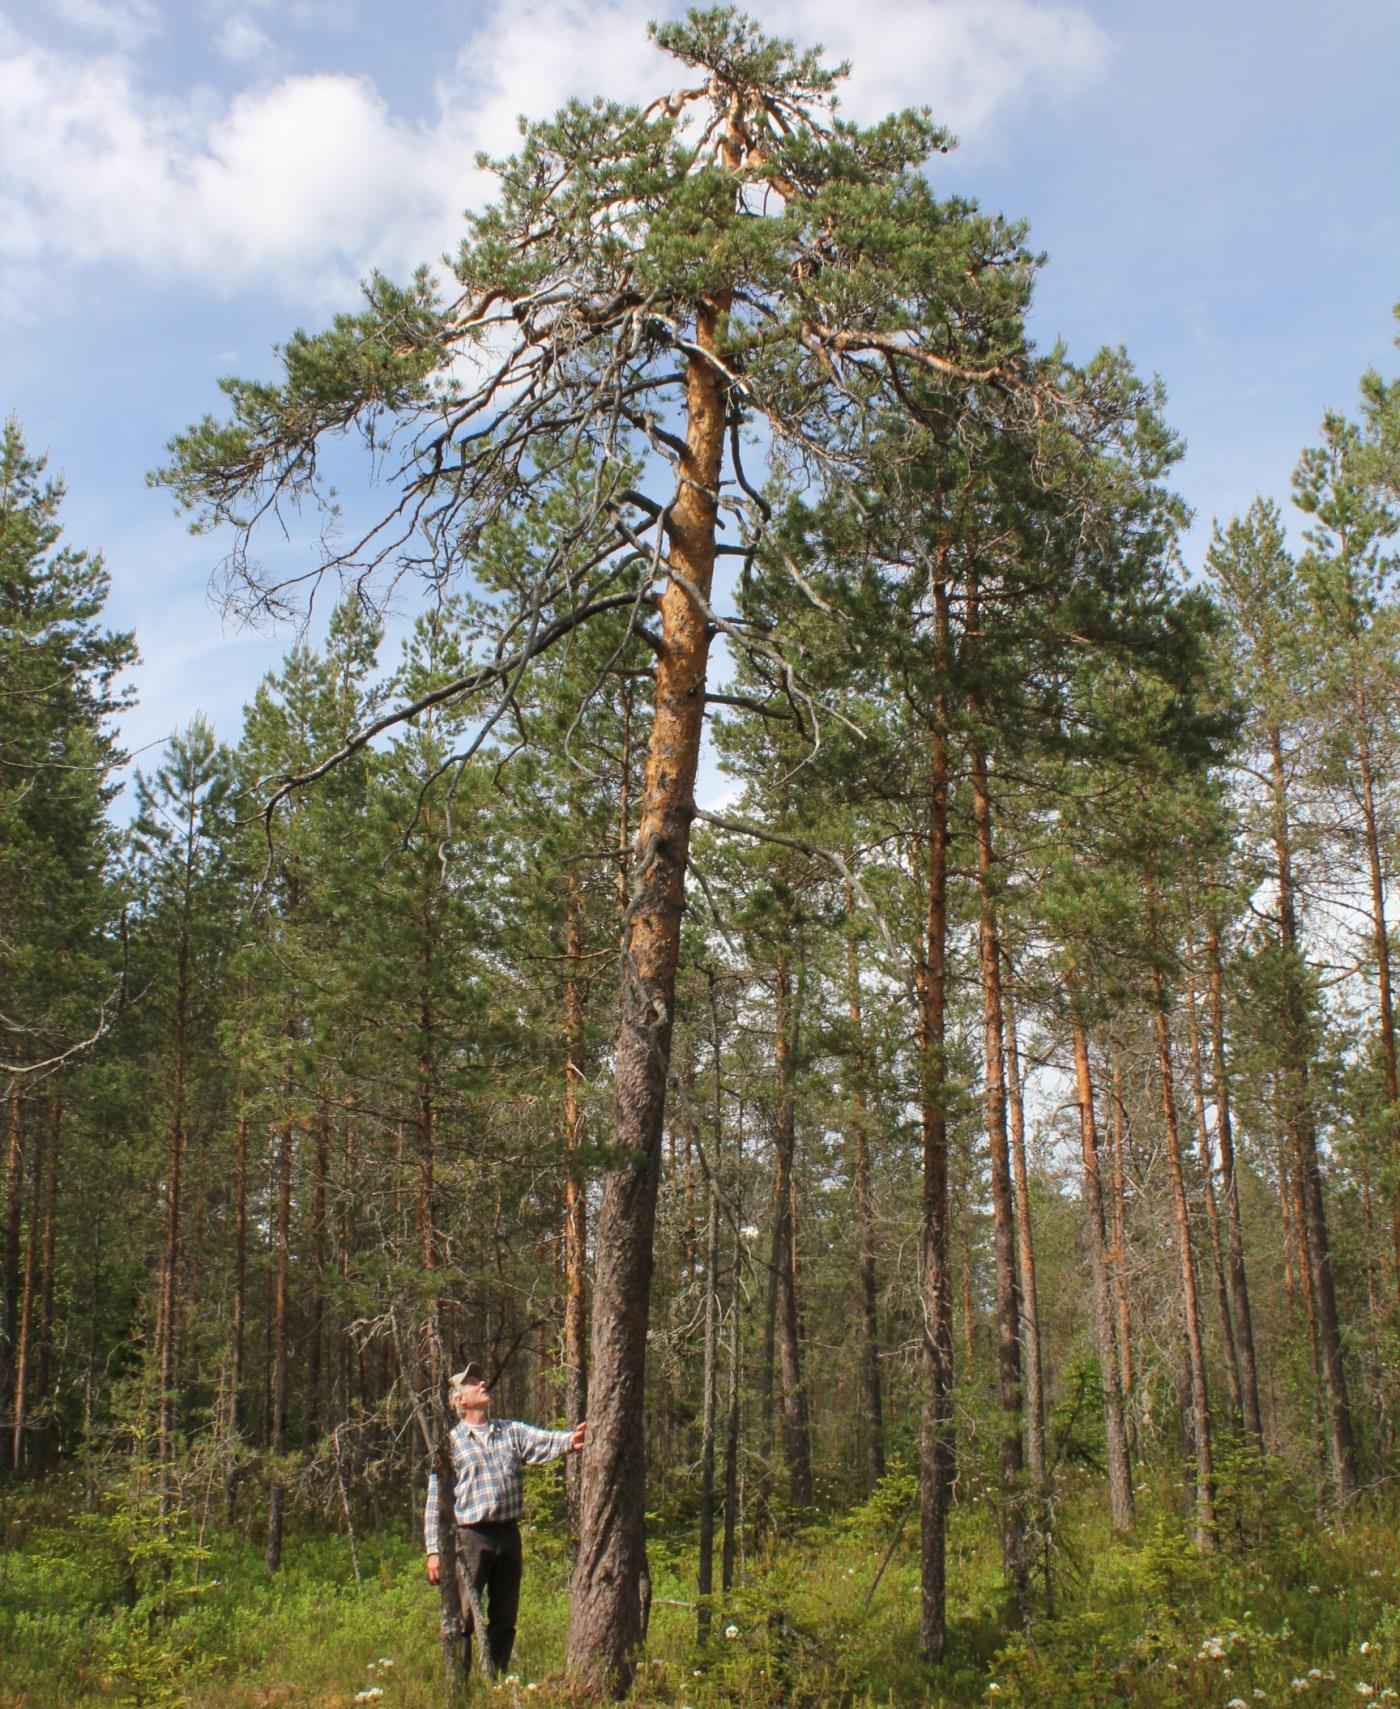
top-left (425, 1362), bottom-right (586, 1679)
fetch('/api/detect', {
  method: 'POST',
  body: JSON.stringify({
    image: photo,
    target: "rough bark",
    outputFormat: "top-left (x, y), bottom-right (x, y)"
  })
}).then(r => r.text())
top-left (566, 279), bottom-right (730, 1696)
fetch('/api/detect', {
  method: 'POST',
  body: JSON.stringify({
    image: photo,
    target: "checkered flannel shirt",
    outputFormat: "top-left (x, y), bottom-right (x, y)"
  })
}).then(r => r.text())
top-left (423, 1418), bottom-right (574, 1551)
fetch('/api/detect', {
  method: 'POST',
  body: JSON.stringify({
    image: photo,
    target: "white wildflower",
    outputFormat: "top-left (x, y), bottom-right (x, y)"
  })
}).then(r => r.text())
top-left (354, 1694), bottom-right (385, 1705)
top-left (1361, 1642), bottom-right (1372, 1655)
top-left (1292, 1681), bottom-right (1310, 1694)
top-left (741, 1224), bottom-right (758, 1241)
top-left (1356, 1688), bottom-right (1376, 1700)
top-left (1370, 1569), bottom-right (1383, 1578)
top-left (1308, 1585), bottom-right (1320, 1595)
top-left (725, 1624), bottom-right (740, 1639)
top-left (526, 1686), bottom-right (538, 1694)
top-left (1227, 1698), bottom-right (1248, 1708)
top-left (1223, 1667), bottom-right (1234, 1678)
top-left (1310, 1670), bottom-right (1324, 1680)
top-left (694, 1669), bottom-right (703, 1677)
top-left (378, 1658), bottom-right (394, 1668)
top-left (988, 1686), bottom-right (1001, 1695)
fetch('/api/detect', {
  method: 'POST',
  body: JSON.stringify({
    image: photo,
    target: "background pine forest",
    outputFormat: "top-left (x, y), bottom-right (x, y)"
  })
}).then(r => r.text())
top-left (6, 12), bottom-right (1400, 1708)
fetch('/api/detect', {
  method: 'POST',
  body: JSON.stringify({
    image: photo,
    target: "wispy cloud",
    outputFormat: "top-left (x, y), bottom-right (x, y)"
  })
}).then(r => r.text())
top-left (215, 14), bottom-right (273, 63)
top-left (43, 0), bottom-right (161, 48)
top-left (0, 0), bottom-right (1110, 317)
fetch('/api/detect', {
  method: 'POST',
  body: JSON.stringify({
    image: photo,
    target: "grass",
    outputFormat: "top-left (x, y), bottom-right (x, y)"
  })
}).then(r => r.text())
top-left (2, 1464), bottom-right (1397, 1708)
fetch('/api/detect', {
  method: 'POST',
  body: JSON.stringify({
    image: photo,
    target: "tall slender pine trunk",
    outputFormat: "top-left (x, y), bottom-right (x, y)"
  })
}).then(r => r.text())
top-left (1147, 947), bottom-right (1216, 1550)
top-left (968, 732), bottom-right (1028, 1622)
top-left (10, 1107), bottom-right (43, 1471)
top-left (32, 1095), bottom-right (60, 1471)
top-left (844, 877), bottom-right (885, 1490)
top-left (2, 1082), bottom-right (24, 1469)
top-left (563, 876), bottom-right (588, 1541)
top-left (1068, 1007), bottom-right (1133, 1531)
top-left (1205, 924), bottom-right (1263, 1443)
top-left (918, 576), bottom-right (955, 1664)
top-left (1267, 724), bottom-right (1358, 1498)
top-left (770, 945), bottom-right (812, 1506)
top-left (1184, 962), bottom-right (1243, 1427)
top-left (1004, 980), bottom-right (1045, 1492)
top-left (1353, 698), bottom-right (1400, 1302)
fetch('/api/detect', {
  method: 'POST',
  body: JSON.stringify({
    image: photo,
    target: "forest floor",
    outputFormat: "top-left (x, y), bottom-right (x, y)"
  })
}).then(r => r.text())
top-left (2, 1462), bottom-right (1398, 1709)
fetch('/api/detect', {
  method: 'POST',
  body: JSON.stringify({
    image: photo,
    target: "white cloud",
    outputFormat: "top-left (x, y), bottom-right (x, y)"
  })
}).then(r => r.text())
top-left (42, 0), bottom-right (160, 48)
top-left (0, 0), bottom-right (1110, 317)
top-left (790, 0), bottom-right (1112, 136)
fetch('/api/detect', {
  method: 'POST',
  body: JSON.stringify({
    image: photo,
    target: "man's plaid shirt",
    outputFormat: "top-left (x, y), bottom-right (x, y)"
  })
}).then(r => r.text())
top-left (423, 1418), bottom-right (573, 1550)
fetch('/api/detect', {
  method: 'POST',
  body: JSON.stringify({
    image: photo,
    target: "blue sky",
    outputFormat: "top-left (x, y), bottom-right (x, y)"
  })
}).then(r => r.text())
top-left (3, 0), bottom-right (1399, 805)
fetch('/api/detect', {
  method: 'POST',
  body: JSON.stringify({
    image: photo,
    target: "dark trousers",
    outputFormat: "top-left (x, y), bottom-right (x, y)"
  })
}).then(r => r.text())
top-left (453, 1519), bottom-right (523, 1676)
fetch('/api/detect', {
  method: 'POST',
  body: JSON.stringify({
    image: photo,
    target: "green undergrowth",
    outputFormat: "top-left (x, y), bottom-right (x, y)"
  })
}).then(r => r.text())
top-left (2, 1465), bottom-right (1397, 1709)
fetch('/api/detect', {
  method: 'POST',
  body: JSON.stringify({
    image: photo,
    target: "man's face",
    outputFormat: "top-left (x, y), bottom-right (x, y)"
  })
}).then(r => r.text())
top-left (453, 1376), bottom-right (490, 1419)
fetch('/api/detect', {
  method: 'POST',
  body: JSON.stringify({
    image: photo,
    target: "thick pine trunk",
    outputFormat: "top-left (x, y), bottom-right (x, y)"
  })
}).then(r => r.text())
top-left (1148, 957), bottom-right (1216, 1550)
top-left (1069, 1008), bottom-right (1133, 1532)
top-left (566, 288), bottom-right (729, 1699)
